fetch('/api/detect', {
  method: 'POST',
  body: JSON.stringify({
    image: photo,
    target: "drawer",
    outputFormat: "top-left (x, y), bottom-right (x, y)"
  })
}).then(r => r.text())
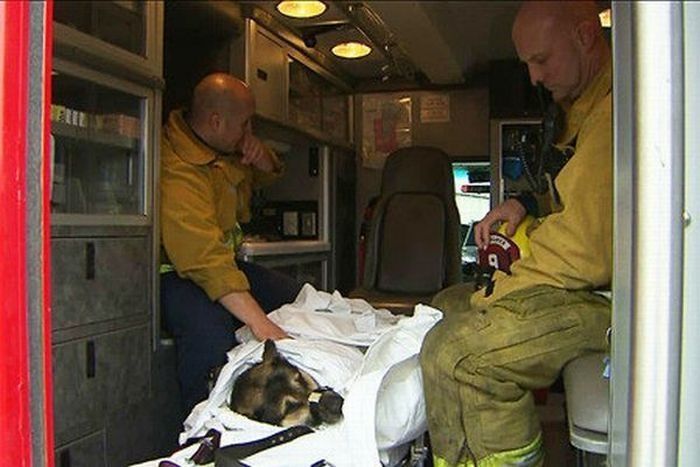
top-left (53, 325), bottom-right (151, 443)
top-left (52, 237), bottom-right (150, 330)
top-left (56, 431), bottom-right (106, 467)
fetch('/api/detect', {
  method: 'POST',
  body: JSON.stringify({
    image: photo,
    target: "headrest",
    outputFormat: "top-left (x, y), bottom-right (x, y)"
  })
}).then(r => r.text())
top-left (381, 146), bottom-right (454, 200)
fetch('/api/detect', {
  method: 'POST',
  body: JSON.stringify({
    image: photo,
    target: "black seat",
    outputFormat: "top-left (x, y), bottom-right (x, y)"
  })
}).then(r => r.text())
top-left (350, 146), bottom-right (462, 315)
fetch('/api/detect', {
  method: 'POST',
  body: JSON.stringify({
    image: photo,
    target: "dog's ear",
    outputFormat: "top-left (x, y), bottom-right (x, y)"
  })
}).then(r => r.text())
top-left (262, 339), bottom-right (278, 362)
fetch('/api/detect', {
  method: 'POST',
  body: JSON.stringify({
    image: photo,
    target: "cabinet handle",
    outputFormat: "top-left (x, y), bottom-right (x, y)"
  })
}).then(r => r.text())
top-left (256, 68), bottom-right (268, 82)
top-left (85, 242), bottom-right (95, 280)
top-left (59, 448), bottom-right (70, 467)
top-left (308, 147), bottom-right (319, 177)
top-left (86, 340), bottom-right (96, 379)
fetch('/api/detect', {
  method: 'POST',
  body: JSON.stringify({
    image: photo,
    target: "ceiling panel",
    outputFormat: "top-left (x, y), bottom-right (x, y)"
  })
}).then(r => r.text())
top-left (244, 1), bottom-right (525, 87)
top-left (235, 1), bottom-right (610, 89)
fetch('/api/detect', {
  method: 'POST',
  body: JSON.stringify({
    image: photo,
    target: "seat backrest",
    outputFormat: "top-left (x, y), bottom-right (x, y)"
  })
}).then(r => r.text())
top-left (363, 146), bottom-right (462, 293)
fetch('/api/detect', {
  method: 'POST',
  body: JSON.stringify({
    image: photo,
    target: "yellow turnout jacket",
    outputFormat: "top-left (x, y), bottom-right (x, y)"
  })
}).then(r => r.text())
top-left (160, 110), bottom-right (283, 300)
top-left (472, 60), bottom-right (613, 308)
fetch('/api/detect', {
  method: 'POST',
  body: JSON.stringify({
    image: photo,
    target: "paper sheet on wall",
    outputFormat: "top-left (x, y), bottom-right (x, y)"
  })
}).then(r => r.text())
top-left (420, 93), bottom-right (450, 123)
top-left (361, 94), bottom-right (412, 170)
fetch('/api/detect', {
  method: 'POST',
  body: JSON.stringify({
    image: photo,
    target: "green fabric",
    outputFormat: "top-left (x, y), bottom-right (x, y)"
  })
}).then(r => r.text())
top-left (433, 433), bottom-right (544, 467)
top-left (421, 285), bottom-right (610, 465)
top-left (432, 282), bottom-right (477, 318)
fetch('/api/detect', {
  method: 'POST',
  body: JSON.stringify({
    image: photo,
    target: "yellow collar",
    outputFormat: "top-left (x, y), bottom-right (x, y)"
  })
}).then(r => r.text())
top-left (559, 58), bottom-right (612, 145)
top-left (165, 109), bottom-right (219, 166)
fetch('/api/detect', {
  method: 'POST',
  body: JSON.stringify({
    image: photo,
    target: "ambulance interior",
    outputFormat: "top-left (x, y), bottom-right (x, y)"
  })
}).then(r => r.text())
top-left (47, 2), bottom-right (698, 467)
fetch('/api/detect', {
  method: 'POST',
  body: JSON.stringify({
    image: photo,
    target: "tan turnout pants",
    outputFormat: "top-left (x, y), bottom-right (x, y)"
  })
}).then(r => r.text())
top-left (420, 284), bottom-right (610, 466)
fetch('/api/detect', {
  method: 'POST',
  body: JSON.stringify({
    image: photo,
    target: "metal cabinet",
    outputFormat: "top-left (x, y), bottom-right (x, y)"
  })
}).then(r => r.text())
top-left (53, 1), bottom-right (163, 80)
top-left (289, 57), bottom-right (350, 143)
top-left (248, 24), bottom-right (289, 122)
top-left (230, 20), bottom-right (288, 122)
top-left (50, 2), bottom-right (175, 464)
top-left (52, 325), bottom-right (150, 445)
top-left (51, 237), bottom-right (149, 330)
top-left (229, 19), bottom-right (352, 146)
top-left (51, 58), bottom-right (157, 224)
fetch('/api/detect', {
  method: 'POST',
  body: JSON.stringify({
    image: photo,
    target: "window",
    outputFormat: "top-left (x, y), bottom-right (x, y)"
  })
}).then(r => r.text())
top-left (452, 160), bottom-right (490, 278)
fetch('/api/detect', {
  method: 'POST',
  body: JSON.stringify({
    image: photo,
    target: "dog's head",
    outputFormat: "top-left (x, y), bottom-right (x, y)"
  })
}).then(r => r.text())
top-left (229, 340), bottom-right (343, 427)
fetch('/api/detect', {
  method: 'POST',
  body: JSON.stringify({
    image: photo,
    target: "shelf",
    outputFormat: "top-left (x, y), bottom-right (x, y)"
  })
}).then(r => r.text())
top-left (52, 121), bottom-right (139, 150)
top-left (238, 240), bottom-right (331, 258)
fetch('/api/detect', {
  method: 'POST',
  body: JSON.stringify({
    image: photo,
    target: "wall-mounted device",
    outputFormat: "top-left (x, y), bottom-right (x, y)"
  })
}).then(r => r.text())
top-left (256, 200), bottom-right (319, 240)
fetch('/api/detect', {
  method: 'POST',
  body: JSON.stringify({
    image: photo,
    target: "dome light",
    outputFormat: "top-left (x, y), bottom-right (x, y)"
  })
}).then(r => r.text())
top-left (276, 1), bottom-right (327, 19)
top-left (331, 41), bottom-right (372, 59)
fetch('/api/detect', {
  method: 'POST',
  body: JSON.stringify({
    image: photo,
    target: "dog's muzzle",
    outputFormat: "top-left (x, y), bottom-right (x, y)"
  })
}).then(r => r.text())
top-left (308, 387), bottom-right (344, 424)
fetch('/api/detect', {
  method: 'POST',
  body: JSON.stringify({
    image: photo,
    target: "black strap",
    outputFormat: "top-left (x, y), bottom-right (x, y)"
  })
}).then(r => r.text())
top-left (215, 425), bottom-right (314, 467)
top-left (187, 429), bottom-right (221, 465)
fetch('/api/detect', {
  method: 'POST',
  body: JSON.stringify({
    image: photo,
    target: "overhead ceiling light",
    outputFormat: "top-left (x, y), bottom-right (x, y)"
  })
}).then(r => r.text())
top-left (599, 8), bottom-right (612, 28)
top-left (276, 1), bottom-right (327, 19)
top-left (331, 41), bottom-right (372, 59)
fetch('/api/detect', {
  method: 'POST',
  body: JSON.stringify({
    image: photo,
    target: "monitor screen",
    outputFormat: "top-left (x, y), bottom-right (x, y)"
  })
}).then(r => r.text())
top-left (452, 161), bottom-right (490, 226)
top-left (452, 160), bottom-right (491, 277)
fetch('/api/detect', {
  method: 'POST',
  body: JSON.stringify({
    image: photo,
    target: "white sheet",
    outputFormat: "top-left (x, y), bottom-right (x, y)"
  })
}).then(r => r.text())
top-left (234, 284), bottom-right (401, 346)
top-left (131, 286), bottom-right (442, 467)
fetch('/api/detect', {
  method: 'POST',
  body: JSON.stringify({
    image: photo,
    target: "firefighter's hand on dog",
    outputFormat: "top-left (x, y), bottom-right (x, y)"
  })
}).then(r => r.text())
top-left (219, 291), bottom-right (288, 340)
top-left (475, 198), bottom-right (527, 250)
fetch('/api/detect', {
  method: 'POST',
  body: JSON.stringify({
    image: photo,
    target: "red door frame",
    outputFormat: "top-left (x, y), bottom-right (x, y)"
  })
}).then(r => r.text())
top-left (0, 1), bottom-right (54, 465)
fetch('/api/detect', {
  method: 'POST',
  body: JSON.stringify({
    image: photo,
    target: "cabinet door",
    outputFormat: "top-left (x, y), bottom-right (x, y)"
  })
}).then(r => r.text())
top-left (52, 237), bottom-right (149, 330)
top-left (288, 56), bottom-right (350, 143)
top-left (53, 325), bottom-right (150, 444)
top-left (322, 93), bottom-right (349, 143)
top-left (249, 25), bottom-right (288, 122)
top-left (51, 58), bottom-right (155, 223)
top-left (53, 1), bottom-right (162, 78)
top-left (289, 58), bottom-right (322, 133)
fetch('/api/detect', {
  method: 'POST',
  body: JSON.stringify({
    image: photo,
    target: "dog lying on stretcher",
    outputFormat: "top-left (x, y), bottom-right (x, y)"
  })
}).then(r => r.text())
top-left (229, 340), bottom-right (344, 427)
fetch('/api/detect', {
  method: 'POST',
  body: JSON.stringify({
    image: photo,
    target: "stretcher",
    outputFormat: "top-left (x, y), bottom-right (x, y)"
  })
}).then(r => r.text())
top-left (132, 284), bottom-right (442, 467)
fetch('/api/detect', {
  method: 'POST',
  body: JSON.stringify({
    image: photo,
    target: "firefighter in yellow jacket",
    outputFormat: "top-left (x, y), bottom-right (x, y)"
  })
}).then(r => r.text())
top-left (160, 73), bottom-right (300, 415)
top-left (420, 2), bottom-right (612, 465)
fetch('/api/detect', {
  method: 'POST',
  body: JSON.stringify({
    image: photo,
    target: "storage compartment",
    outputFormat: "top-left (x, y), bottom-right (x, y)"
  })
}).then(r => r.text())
top-left (54, 1), bottom-right (146, 57)
top-left (50, 2), bottom-right (161, 462)
top-left (289, 58), bottom-right (323, 133)
top-left (246, 22), bottom-right (288, 122)
top-left (52, 0), bottom-right (163, 78)
top-left (53, 325), bottom-right (151, 444)
top-left (52, 236), bottom-right (150, 330)
top-left (227, 19), bottom-right (352, 145)
top-left (289, 57), bottom-right (349, 142)
top-left (51, 59), bottom-right (154, 218)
